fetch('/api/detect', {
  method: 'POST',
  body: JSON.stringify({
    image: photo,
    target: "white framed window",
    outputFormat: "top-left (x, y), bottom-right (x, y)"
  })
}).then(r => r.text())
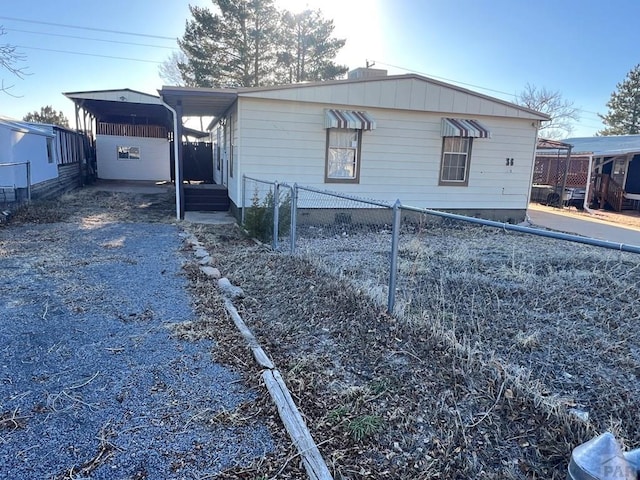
top-left (46, 138), bottom-right (55, 164)
top-left (117, 146), bottom-right (140, 160)
top-left (440, 137), bottom-right (472, 186)
top-left (325, 128), bottom-right (361, 183)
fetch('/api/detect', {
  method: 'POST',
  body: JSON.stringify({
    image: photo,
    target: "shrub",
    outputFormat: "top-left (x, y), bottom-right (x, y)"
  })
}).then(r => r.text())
top-left (243, 187), bottom-right (291, 244)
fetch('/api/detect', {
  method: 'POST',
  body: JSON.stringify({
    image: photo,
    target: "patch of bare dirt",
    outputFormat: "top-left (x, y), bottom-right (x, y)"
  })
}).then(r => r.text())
top-left (4, 186), bottom-right (176, 226)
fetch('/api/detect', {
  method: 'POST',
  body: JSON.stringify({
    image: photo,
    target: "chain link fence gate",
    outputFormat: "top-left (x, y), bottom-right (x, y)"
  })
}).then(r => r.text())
top-left (242, 175), bottom-right (294, 252)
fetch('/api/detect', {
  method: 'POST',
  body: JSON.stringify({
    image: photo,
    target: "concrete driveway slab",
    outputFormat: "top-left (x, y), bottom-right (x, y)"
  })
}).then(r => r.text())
top-left (528, 204), bottom-right (640, 246)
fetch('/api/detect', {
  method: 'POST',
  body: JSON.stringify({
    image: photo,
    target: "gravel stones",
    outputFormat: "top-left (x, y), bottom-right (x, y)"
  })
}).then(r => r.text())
top-left (0, 221), bottom-right (273, 478)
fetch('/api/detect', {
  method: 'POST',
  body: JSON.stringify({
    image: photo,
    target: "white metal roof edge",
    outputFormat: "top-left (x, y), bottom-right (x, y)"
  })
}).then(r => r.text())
top-left (63, 88), bottom-right (163, 105)
top-left (0, 116), bottom-right (55, 137)
top-left (562, 135), bottom-right (640, 156)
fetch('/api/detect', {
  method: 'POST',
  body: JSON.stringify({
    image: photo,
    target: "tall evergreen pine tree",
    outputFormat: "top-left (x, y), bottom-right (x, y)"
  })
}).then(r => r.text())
top-left (277, 9), bottom-right (347, 83)
top-left (178, 0), bottom-right (280, 88)
top-left (175, 1), bottom-right (347, 88)
top-left (599, 64), bottom-right (640, 135)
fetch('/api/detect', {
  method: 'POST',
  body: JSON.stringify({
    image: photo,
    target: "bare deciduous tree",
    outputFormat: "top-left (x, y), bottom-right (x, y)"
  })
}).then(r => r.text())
top-left (1, 26), bottom-right (27, 95)
top-left (158, 51), bottom-right (189, 86)
top-left (516, 83), bottom-right (580, 139)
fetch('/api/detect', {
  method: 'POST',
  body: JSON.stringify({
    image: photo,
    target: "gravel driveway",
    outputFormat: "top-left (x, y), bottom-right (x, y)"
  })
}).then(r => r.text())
top-left (0, 219), bottom-right (272, 479)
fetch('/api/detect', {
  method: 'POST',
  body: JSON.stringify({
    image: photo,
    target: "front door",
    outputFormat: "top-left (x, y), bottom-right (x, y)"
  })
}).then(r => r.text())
top-left (626, 155), bottom-right (640, 193)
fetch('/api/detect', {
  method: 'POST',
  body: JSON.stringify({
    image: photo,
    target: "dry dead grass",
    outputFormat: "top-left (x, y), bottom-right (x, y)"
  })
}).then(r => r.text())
top-left (13, 187), bottom-right (636, 478)
top-left (4, 187), bottom-right (176, 225)
top-left (186, 220), bottom-right (640, 479)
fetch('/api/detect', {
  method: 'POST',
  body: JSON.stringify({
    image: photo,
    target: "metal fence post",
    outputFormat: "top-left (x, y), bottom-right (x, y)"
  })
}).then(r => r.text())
top-left (290, 183), bottom-right (298, 254)
top-left (273, 182), bottom-right (280, 250)
top-left (26, 161), bottom-right (32, 202)
top-left (388, 199), bottom-right (402, 314)
top-left (241, 174), bottom-right (246, 226)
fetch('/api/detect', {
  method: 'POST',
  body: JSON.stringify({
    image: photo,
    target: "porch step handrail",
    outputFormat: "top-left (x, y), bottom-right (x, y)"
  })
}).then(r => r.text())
top-left (606, 174), bottom-right (625, 212)
top-left (594, 173), bottom-right (626, 211)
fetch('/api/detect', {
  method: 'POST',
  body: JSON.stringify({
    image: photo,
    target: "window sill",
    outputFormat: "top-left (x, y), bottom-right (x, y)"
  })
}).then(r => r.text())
top-left (438, 180), bottom-right (469, 187)
top-left (325, 177), bottom-right (360, 184)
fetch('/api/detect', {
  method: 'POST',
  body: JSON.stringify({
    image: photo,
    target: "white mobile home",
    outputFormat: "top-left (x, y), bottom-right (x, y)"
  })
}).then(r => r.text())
top-left (160, 71), bottom-right (549, 221)
top-left (0, 117), bottom-right (92, 204)
top-left (0, 117), bottom-right (57, 201)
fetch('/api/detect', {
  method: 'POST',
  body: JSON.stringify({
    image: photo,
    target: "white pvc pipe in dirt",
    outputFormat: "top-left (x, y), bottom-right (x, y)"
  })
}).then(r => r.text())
top-left (160, 99), bottom-right (181, 220)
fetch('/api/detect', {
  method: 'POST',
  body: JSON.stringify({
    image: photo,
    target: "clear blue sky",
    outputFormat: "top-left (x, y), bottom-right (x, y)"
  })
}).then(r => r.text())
top-left (1, 0), bottom-right (639, 138)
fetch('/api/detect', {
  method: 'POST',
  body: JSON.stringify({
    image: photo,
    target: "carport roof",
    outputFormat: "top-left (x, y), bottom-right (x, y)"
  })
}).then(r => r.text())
top-left (158, 86), bottom-right (238, 118)
top-left (537, 138), bottom-right (572, 150)
top-left (563, 135), bottom-right (640, 156)
top-left (64, 88), bottom-right (172, 127)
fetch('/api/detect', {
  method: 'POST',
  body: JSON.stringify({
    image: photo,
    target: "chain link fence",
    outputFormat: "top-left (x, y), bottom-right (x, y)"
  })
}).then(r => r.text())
top-left (241, 176), bottom-right (640, 472)
top-left (294, 185), bottom-right (395, 306)
top-left (0, 162), bottom-right (31, 209)
top-left (242, 175), bottom-right (640, 315)
top-left (242, 176), bottom-right (295, 252)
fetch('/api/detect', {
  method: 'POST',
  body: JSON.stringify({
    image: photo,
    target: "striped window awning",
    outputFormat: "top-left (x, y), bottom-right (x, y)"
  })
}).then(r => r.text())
top-left (325, 109), bottom-right (376, 131)
top-left (441, 118), bottom-right (491, 138)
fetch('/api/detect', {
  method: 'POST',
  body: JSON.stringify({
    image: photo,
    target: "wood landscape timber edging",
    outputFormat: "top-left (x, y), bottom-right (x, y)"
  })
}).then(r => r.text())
top-left (222, 297), bottom-right (274, 370)
top-left (262, 369), bottom-right (334, 480)
top-left (186, 234), bottom-right (333, 480)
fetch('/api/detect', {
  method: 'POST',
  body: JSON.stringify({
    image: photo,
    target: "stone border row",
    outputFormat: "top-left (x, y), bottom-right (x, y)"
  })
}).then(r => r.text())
top-left (183, 233), bottom-right (333, 480)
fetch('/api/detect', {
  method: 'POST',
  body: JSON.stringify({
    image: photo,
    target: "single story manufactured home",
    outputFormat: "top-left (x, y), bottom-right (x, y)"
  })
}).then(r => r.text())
top-left (159, 68), bottom-right (549, 222)
top-left (0, 117), bottom-right (90, 204)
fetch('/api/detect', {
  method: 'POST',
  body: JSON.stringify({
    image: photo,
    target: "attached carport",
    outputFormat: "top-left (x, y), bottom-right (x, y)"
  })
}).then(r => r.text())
top-left (64, 89), bottom-right (172, 135)
top-left (159, 86), bottom-right (237, 219)
top-left (64, 89), bottom-right (174, 185)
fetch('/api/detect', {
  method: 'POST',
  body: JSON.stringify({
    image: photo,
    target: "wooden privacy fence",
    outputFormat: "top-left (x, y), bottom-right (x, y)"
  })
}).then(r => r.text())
top-left (170, 142), bottom-right (213, 182)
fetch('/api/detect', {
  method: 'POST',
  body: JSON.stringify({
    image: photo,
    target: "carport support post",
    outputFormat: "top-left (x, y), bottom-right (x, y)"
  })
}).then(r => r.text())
top-left (176, 101), bottom-right (185, 219)
top-left (160, 99), bottom-right (181, 220)
top-left (584, 154), bottom-right (594, 210)
top-left (559, 145), bottom-right (573, 208)
top-left (273, 182), bottom-right (280, 250)
top-left (388, 200), bottom-right (401, 314)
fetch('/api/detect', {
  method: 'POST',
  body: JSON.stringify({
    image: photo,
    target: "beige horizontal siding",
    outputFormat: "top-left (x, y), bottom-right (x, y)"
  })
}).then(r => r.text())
top-left (242, 77), bottom-right (543, 120)
top-left (236, 97), bottom-right (537, 210)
